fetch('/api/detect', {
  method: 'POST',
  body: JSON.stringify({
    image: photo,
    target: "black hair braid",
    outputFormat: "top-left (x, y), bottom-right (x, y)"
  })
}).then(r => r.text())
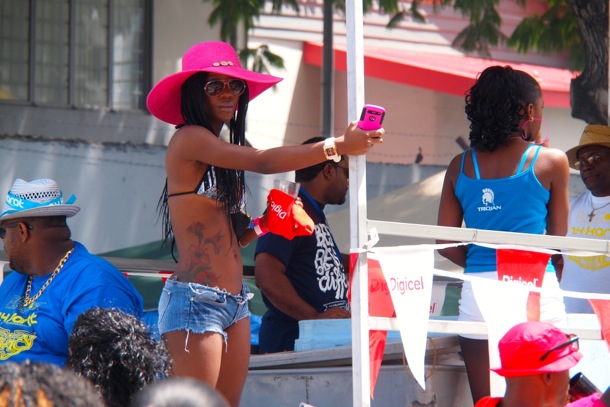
top-left (465, 65), bottom-right (538, 152)
top-left (156, 179), bottom-right (172, 247)
top-left (157, 72), bottom-right (248, 257)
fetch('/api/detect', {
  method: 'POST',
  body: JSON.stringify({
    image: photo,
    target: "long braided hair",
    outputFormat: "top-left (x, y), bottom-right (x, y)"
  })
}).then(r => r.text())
top-left (465, 65), bottom-right (541, 152)
top-left (157, 72), bottom-right (248, 256)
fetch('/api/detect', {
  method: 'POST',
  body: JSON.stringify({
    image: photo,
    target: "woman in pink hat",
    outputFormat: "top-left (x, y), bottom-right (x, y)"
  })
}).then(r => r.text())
top-left (147, 41), bottom-right (383, 406)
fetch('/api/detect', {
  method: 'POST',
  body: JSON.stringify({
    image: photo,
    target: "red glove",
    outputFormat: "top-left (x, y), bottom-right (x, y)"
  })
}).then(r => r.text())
top-left (265, 189), bottom-right (314, 240)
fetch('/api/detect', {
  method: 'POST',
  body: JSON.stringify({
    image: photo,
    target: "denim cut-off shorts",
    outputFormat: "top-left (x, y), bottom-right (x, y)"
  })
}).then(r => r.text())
top-left (158, 277), bottom-right (252, 349)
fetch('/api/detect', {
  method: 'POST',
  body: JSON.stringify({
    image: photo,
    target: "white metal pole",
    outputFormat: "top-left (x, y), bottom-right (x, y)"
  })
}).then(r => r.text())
top-left (345, 0), bottom-right (370, 406)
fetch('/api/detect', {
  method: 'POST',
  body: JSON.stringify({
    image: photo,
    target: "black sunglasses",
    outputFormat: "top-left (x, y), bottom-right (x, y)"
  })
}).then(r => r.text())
top-left (204, 79), bottom-right (247, 97)
top-left (539, 334), bottom-right (579, 362)
top-left (0, 221), bottom-right (34, 239)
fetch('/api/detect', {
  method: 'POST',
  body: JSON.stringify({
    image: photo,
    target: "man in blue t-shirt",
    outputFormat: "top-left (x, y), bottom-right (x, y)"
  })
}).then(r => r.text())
top-left (254, 137), bottom-right (351, 353)
top-left (0, 178), bottom-right (143, 365)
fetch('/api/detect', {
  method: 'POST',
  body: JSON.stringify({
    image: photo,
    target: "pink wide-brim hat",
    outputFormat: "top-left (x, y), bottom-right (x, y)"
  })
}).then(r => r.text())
top-left (147, 41), bottom-right (283, 125)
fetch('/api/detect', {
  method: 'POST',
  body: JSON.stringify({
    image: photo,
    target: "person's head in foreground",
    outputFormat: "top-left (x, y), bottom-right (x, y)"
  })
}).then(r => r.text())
top-left (130, 377), bottom-right (229, 407)
top-left (488, 321), bottom-right (582, 407)
top-left (0, 361), bottom-right (105, 407)
top-left (66, 307), bottom-right (171, 407)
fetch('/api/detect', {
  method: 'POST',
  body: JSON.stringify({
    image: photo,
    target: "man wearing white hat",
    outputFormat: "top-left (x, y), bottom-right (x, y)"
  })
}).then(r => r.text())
top-left (0, 178), bottom-right (143, 366)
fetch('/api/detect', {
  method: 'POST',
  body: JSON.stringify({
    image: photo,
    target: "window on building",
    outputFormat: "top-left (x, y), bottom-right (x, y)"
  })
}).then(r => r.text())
top-left (0, 0), bottom-right (151, 111)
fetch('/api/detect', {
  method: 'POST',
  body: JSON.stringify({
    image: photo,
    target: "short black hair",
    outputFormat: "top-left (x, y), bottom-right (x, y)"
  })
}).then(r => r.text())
top-left (295, 137), bottom-right (345, 182)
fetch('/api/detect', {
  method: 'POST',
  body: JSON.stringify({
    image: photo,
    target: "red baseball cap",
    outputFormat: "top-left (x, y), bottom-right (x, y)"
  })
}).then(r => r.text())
top-left (491, 321), bottom-right (583, 378)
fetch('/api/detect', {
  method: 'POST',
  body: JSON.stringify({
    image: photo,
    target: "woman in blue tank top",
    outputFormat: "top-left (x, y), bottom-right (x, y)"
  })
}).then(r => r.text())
top-left (436, 66), bottom-right (569, 404)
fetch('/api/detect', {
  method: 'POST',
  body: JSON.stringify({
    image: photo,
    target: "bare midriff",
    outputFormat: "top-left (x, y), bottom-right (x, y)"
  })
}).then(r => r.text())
top-left (169, 194), bottom-right (244, 295)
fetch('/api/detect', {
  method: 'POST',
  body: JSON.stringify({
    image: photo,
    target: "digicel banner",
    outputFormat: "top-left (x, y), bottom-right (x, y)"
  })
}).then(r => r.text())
top-left (350, 247), bottom-right (434, 394)
top-left (497, 248), bottom-right (550, 321)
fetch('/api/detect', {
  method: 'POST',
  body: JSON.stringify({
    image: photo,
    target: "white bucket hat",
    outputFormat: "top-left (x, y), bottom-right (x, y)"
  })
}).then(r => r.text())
top-left (0, 178), bottom-right (80, 221)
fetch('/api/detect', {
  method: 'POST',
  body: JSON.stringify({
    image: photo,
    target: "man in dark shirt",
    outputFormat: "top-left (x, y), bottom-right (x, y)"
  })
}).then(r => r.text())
top-left (254, 137), bottom-right (351, 353)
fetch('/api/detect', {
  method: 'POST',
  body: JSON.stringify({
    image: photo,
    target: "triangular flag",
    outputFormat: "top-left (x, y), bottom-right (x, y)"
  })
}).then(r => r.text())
top-left (589, 299), bottom-right (610, 352)
top-left (348, 254), bottom-right (394, 397)
top-left (369, 330), bottom-right (388, 398)
top-left (347, 252), bottom-right (358, 303)
top-left (367, 259), bottom-right (396, 318)
top-left (472, 277), bottom-right (530, 397)
top-left (497, 249), bottom-right (549, 321)
top-left (375, 247), bottom-right (434, 390)
top-left (348, 254), bottom-right (395, 317)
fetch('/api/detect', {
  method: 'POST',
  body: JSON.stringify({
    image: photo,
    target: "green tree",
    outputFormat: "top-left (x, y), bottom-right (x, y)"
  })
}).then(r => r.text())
top-left (416, 0), bottom-right (607, 125)
top-left (343, 0), bottom-right (607, 124)
top-left (206, 0), bottom-right (607, 125)
top-left (203, 0), bottom-right (296, 75)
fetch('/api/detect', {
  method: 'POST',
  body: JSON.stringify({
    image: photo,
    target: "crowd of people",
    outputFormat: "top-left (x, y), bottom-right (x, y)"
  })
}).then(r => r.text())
top-left (0, 40), bottom-right (609, 407)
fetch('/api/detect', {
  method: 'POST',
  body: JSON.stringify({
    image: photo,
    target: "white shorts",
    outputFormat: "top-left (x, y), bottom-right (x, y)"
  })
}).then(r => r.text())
top-left (459, 271), bottom-right (566, 339)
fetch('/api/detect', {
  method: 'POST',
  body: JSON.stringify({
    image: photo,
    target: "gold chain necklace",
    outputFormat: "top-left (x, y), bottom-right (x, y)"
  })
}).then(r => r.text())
top-left (22, 248), bottom-right (74, 308)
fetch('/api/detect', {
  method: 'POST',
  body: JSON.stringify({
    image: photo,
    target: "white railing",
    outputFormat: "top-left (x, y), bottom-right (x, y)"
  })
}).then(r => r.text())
top-left (349, 220), bottom-right (609, 407)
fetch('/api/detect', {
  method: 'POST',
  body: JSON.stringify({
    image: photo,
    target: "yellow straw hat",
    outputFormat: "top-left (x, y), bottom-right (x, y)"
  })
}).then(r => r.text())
top-left (566, 125), bottom-right (610, 169)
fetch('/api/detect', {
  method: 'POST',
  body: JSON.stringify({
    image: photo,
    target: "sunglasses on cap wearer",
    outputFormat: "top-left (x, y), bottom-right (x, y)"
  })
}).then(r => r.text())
top-left (0, 221), bottom-right (34, 239)
top-left (574, 154), bottom-right (609, 170)
top-left (204, 79), bottom-right (247, 97)
top-left (539, 334), bottom-right (579, 362)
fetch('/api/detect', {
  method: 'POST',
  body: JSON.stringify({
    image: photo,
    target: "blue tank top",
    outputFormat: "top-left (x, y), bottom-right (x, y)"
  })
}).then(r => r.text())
top-left (455, 144), bottom-right (551, 273)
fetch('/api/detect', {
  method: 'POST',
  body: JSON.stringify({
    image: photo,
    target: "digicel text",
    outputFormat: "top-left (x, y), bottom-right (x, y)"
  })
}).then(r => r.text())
top-left (501, 275), bottom-right (539, 287)
top-left (269, 200), bottom-right (288, 219)
top-left (389, 276), bottom-right (424, 294)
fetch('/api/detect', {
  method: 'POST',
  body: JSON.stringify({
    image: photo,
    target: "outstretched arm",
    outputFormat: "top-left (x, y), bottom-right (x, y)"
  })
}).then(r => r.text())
top-left (169, 121), bottom-right (384, 175)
